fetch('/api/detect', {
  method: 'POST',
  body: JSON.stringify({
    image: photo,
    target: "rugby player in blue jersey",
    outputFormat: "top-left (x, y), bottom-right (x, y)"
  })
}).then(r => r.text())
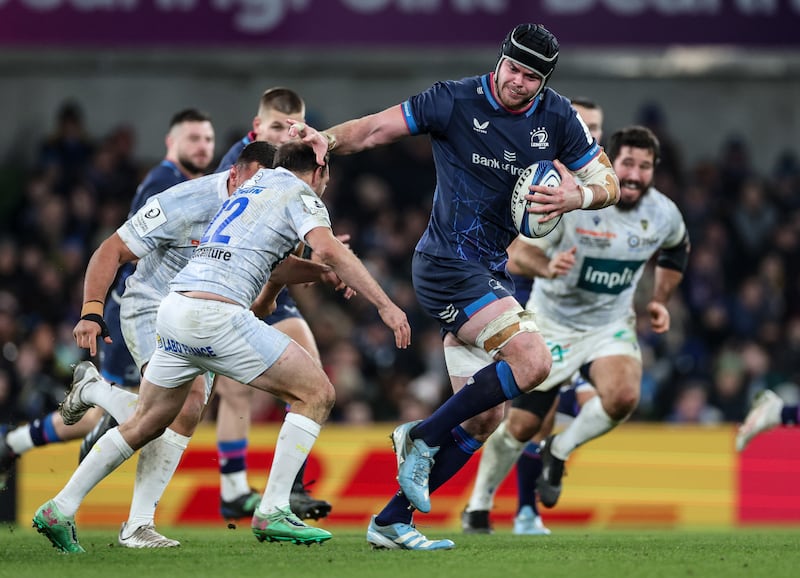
top-left (298, 23), bottom-right (620, 549)
top-left (463, 97), bottom-right (605, 536)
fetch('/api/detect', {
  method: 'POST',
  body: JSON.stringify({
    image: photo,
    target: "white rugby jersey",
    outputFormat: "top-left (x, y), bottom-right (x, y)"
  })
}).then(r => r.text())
top-left (117, 171), bottom-right (231, 306)
top-left (170, 167), bottom-right (331, 308)
top-left (525, 187), bottom-right (686, 331)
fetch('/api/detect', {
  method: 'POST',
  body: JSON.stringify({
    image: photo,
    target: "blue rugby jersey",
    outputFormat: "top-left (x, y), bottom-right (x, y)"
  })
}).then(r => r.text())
top-left (403, 75), bottom-right (600, 273)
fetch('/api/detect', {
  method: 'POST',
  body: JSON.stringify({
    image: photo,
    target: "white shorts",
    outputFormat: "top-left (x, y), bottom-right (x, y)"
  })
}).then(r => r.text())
top-left (143, 292), bottom-right (291, 389)
top-left (534, 313), bottom-right (641, 392)
top-left (120, 289), bottom-right (160, 372)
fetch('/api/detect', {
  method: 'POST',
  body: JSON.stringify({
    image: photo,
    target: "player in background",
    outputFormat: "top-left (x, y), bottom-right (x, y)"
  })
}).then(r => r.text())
top-left (297, 23), bottom-right (619, 549)
top-left (463, 97), bottom-right (605, 535)
top-left (462, 125), bottom-right (689, 532)
top-left (33, 141), bottom-right (411, 552)
top-left (737, 390), bottom-right (800, 451)
top-left (214, 87), bottom-right (332, 520)
top-left (58, 141), bottom-right (279, 548)
top-left (0, 109), bottom-right (214, 489)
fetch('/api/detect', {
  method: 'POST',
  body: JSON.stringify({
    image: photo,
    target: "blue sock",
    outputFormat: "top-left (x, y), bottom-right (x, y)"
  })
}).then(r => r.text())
top-left (29, 414), bottom-right (61, 446)
top-left (516, 441), bottom-right (542, 514)
top-left (376, 426), bottom-right (482, 526)
top-left (412, 361), bottom-right (522, 447)
top-left (218, 439), bottom-right (247, 474)
top-left (782, 405), bottom-right (799, 425)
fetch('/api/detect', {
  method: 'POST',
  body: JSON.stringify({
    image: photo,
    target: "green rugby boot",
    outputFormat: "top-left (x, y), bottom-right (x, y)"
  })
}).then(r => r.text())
top-left (32, 500), bottom-right (85, 553)
top-left (252, 506), bottom-right (332, 545)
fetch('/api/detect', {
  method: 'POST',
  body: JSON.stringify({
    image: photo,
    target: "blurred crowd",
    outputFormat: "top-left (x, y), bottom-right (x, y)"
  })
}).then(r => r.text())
top-left (1, 99), bottom-right (799, 428)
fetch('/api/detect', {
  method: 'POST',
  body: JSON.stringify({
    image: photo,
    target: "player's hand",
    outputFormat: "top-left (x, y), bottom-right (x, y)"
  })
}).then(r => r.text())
top-left (320, 270), bottom-right (356, 299)
top-left (548, 246), bottom-right (577, 278)
top-left (377, 305), bottom-right (411, 349)
top-left (527, 159), bottom-right (583, 218)
top-left (73, 318), bottom-right (112, 357)
top-left (288, 120), bottom-right (328, 166)
top-left (647, 301), bottom-right (670, 333)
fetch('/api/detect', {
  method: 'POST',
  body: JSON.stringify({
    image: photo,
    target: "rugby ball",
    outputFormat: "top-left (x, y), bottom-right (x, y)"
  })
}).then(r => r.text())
top-left (511, 160), bottom-right (562, 238)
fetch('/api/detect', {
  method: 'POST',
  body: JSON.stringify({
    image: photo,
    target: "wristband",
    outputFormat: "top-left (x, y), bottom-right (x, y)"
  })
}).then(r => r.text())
top-left (580, 186), bottom-right (593, 209)
top-left (321, 131), bottom-right (337, 152)
top-left (80, 313), bottom-right (110, 338)
top-left (81, 300), bottom-right (104, 317)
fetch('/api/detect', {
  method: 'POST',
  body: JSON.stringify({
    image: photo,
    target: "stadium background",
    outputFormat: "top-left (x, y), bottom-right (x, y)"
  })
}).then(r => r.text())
top-left (1, 1), bottom-right (799, 528)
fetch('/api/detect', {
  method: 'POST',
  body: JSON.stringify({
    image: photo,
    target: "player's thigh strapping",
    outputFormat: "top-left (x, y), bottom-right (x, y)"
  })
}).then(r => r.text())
top-left (144, 292), bottom-right (292, 389)
top-left (412, 251), bottom-right (539, 377)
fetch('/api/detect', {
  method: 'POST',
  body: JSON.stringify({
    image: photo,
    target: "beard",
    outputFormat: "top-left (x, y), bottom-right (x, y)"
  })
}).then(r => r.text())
top-left (179, 156), bottom-right (209, 176)
top-left (615, 179), bottom-right (651, 212)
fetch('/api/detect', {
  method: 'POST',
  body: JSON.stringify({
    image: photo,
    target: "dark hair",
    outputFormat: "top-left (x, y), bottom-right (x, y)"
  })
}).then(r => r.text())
top-left (569, 97), bottom-right (601, 111)
top-left (259, 87), bottom-right (305, 115)
top-left (236, 141), bottom-right (277, 169)
top-left (497, 24), bottom-right (559, 94)
top-left (274, 141), bottom-right (328, 173)
top-left (169, 108), bottom-right (212, 128)
top-left (606, 125), bottom-right (661, 165)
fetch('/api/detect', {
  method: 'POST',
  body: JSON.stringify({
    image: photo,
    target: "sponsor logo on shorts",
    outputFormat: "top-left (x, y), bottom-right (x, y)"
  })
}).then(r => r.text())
top-left (156, 334), bottom-right (217, 357)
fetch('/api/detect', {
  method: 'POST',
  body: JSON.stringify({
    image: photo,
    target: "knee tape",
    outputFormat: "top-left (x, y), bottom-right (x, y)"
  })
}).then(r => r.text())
top-left (475, 308), bottom-right (539, 357)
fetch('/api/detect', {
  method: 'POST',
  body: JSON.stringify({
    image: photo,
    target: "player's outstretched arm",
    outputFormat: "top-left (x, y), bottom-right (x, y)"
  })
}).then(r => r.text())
top-left (305, 226), bottom-right (410, 349)
top-left (290, 105), bottom-right (410, 165)
top-left (74, 233), bottom-right (138, 356)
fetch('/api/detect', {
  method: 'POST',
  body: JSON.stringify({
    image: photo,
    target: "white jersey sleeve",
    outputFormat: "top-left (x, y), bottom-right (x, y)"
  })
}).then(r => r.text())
top-left (116, 172), bottom-right (231, 302)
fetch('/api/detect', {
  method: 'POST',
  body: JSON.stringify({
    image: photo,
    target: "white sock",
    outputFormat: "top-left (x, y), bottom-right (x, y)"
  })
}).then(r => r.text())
top-left (53, 427), bottom-right (134, 517)
top-left (220, 471), bottom-right (251, 502)
top-left (126, 428), bottom-right (190, 530)
top-left (551, 396), bottom-right (618, 459)
top-left (6, 426), bottom-right (34, 454)
top-left (257, 413), bottom-right (321, 516)
top-left (467, 420), bottom-right (524, 512)
top-left (83, 381), bottom-right (139, 423)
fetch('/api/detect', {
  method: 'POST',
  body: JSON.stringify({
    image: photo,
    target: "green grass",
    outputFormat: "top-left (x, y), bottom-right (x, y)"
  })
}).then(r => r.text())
top-left (1, 523), bottom-right (799, 578)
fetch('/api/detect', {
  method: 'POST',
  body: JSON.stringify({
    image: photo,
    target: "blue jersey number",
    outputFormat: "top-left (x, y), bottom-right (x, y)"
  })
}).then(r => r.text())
top-left (200, 197), bottom-right (249, 245)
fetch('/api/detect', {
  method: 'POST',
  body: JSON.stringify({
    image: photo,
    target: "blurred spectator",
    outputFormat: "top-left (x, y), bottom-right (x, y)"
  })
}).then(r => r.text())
top-left (667, 379), bottom-right (722, 424)
top-left (37, 100), bottom-right (96, 195)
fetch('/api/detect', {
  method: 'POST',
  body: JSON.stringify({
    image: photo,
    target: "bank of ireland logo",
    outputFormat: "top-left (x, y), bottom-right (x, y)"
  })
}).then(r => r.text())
top-left (531, 127), bottom-right (549, 149)
top-left (503, 150), bottom-right (516, 163)
top-left (473, 118), bottom-right (489, 134)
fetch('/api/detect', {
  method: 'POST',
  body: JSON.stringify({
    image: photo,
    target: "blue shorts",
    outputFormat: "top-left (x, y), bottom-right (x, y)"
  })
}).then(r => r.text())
top-left (98, 292), bottom-right (141, 388)
top-left (262, 287), bottom-right (304, 325)
top-left (411, 251), bottom-right (515, 335)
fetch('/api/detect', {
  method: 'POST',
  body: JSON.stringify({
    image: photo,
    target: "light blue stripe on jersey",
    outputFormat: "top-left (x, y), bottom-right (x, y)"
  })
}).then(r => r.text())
top-left (464, 292), bottom-right (498, 317)
top-left (401, 101), bottom-right (420, 134)
top-left (565, 142), bottom-right (601, 171)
